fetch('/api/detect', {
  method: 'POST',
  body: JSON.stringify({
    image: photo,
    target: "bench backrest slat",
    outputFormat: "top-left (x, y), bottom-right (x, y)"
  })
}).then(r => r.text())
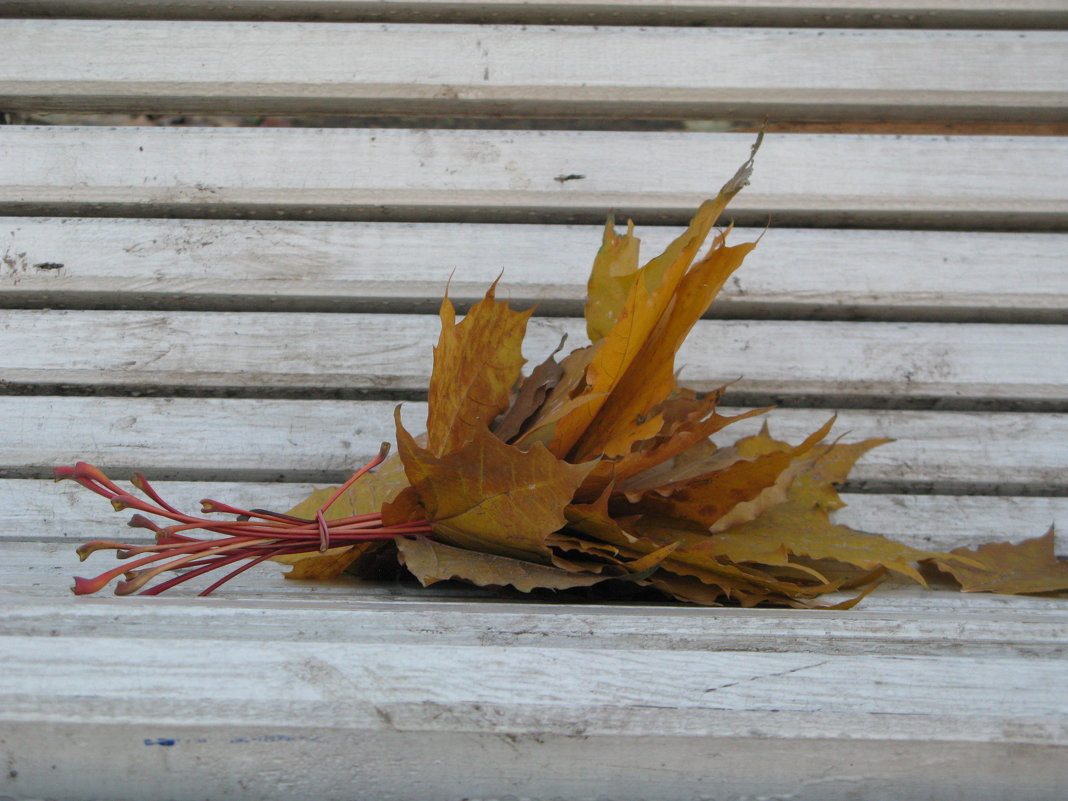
top-left (6, 21), bottom-right (1068, 122)
top-left (4, 127), bottom-right (1067, 229)
top-left (4, 219), bottom-right (1065, 321)
top-left (3, 310), bottom-right (1065, 407)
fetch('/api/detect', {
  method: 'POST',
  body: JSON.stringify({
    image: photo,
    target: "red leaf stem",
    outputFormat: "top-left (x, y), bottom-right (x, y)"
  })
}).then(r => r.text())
top-left (59, 452), bottom-right (432, 596)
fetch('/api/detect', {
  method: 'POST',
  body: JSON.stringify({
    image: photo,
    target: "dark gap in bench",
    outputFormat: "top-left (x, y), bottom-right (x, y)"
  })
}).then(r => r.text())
top-left (8, 113), bottom-right (1068, 138)
top-left (8, 101), bottom-right (1068, 125)
top-left (1, 203), bottom-right (1064, 233)
top-left (0, 383), bottom-right (1063, 414)
top-left (2, 294), bottom-right (1064, 326)
top-left (3, 2), bottom-right (1067, 30)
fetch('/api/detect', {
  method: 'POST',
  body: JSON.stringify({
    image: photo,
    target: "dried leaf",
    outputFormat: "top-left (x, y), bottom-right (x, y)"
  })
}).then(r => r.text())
top-left (492, 335), bottom-right (566, 443)
top-left (551, 144), bottom-right (761, 460)
top-left (426, 281), bottom-right (532, 456)
top-left (626, 417), bottom-right (835, 529)
top-left (278, 544), bottom-right (378, 580)
top-left (703, 502), bottom-right (935, 585)
top-left (396, 536), bottom-right (611, 592)
top-left (396, 407), bottom-right (594, 562)
top-left (573, 235), bottom-right (757, 462)
top-left (934, 529), bottom-right (1068, 594)
top-left (790, 438), bottom-right (893, 512)
top-left (630, 516), bottom-right (812, 599)
top-left (612, 393), bottom-right (771, 484)
top-left (585, 216), bottom-right (641, 342)
top-left (511, 345), bottom-right (599, 452)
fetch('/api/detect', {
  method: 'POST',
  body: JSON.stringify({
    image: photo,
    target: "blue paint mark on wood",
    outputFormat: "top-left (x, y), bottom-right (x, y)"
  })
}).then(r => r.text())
top-left (143, 734), bottom-right (319, 746)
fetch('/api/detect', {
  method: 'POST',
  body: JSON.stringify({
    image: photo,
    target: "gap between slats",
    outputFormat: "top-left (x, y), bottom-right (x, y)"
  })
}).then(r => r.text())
top-left (2, 1), bottom-right (1067, 29)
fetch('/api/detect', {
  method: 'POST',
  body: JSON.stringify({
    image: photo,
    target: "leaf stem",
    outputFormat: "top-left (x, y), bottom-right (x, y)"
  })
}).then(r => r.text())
top-left (58, 451), bottom-right (431, 596)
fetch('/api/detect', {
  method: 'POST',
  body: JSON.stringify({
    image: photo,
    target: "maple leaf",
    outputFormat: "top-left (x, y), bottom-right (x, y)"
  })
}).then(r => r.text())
top-left (623, 417), bottom-right (836, 529)
top-left (585, 216), bottom-right (640, 342)
top-left (933, 529), bottom-right (1068, 594)
top-left (548, 138), bottom-right (762, 462)
top-left (395, 407), bottom-right (593, 562)
top-left (426, 280), bottom-right (532, 456)
top-left (609, 388), bottom-right (772, 485)
top-left (492, 334), bottom-right (566, 443)
top-left (396, 536), bottom-right (612, 592)
top-left (702, 503), bottom-right (935, 585)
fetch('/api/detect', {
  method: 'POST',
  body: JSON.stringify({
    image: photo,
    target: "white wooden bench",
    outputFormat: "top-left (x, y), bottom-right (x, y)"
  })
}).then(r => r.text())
top-left (2, 2), bottom-right (1067, 799)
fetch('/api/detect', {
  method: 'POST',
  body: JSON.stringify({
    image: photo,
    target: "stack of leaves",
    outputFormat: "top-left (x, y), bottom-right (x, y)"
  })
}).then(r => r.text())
top-left (63, 146), bottom-right (1067, 605)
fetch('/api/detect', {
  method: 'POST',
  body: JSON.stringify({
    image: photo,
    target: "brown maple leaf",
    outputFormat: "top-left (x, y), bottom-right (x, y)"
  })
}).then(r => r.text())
top-left (395, 407), bottom-right (593, 563)
top-left (934, 529), bottom-right (1068, 594)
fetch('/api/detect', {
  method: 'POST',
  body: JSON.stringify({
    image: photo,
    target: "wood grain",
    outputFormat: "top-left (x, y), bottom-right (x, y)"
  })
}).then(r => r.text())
top-left (3, 127), bottom-right (1067, 228)
top-left (6, 21), bottom-right (1067, 120)
top-left (4, 218), bottom-right (1065, 322)
top-left (2, 309), bottom-right (1065, 407)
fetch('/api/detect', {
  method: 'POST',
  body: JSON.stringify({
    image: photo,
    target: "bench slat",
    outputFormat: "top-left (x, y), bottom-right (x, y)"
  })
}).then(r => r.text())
top-left (3, 127), bottom-right (1067, 229)
top-left (8, 636), bottom-right (1062, 731)
top-left (3, 0), bottom-right (1066, 28)
top-left (6, 479), bottom-right (1064, 551)
top-left (6, 21), bottom-right (1067, 121)
top-left (3, 638), bottom-right (1064, 795)
top-left (1, 580), bottom-right (1065, 801)
top-left (3, 396), bottom-right (1064, 493)
top-left (2, 576), bottom-right (1067, 648)
top-left (3, 309), bottom-right (1065, 407)
top-left (4, 218), bottom-right (1065, 322)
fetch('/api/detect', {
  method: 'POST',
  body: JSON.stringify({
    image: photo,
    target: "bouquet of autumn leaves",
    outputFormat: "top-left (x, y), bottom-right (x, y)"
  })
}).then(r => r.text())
top-left (62, 149), bottom-right (1068, 606)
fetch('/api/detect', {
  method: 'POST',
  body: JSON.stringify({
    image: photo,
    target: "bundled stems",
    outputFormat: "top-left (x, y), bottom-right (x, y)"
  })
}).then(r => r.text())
top-left (58, 444), bottom-right (434, 597)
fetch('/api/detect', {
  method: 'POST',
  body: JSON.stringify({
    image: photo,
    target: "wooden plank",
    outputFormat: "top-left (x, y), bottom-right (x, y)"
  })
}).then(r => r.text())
top-left (6, 477), bottom-right (1065, 549)
top-left (2, 558), bottom-right (1067, 650)
top-left (3, 0), bottom-right (1066, 29)
top-left (1, 577), bottom-right (1065, 800)
top-left (4, 218), bottom-right (1065, 322)
top-left (5, 21), bottom-right (1067, 121)
top-left (9, 633), bottom-right (1062, 735)
top-left (3, 127), bottom-right (1067, 229)
top-left (2, 309), bottom-right (1065, 407)
top-left (2, 396), bottom-right (1065, 493)
top-left (12, 722), bottom-right (1056, 801)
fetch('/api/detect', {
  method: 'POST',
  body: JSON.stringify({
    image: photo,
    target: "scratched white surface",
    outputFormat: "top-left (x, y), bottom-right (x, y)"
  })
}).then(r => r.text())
top-left (5, 21), bottom-right (1067, 121)
top-left (4, 219), bottom-right (1066, 319)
